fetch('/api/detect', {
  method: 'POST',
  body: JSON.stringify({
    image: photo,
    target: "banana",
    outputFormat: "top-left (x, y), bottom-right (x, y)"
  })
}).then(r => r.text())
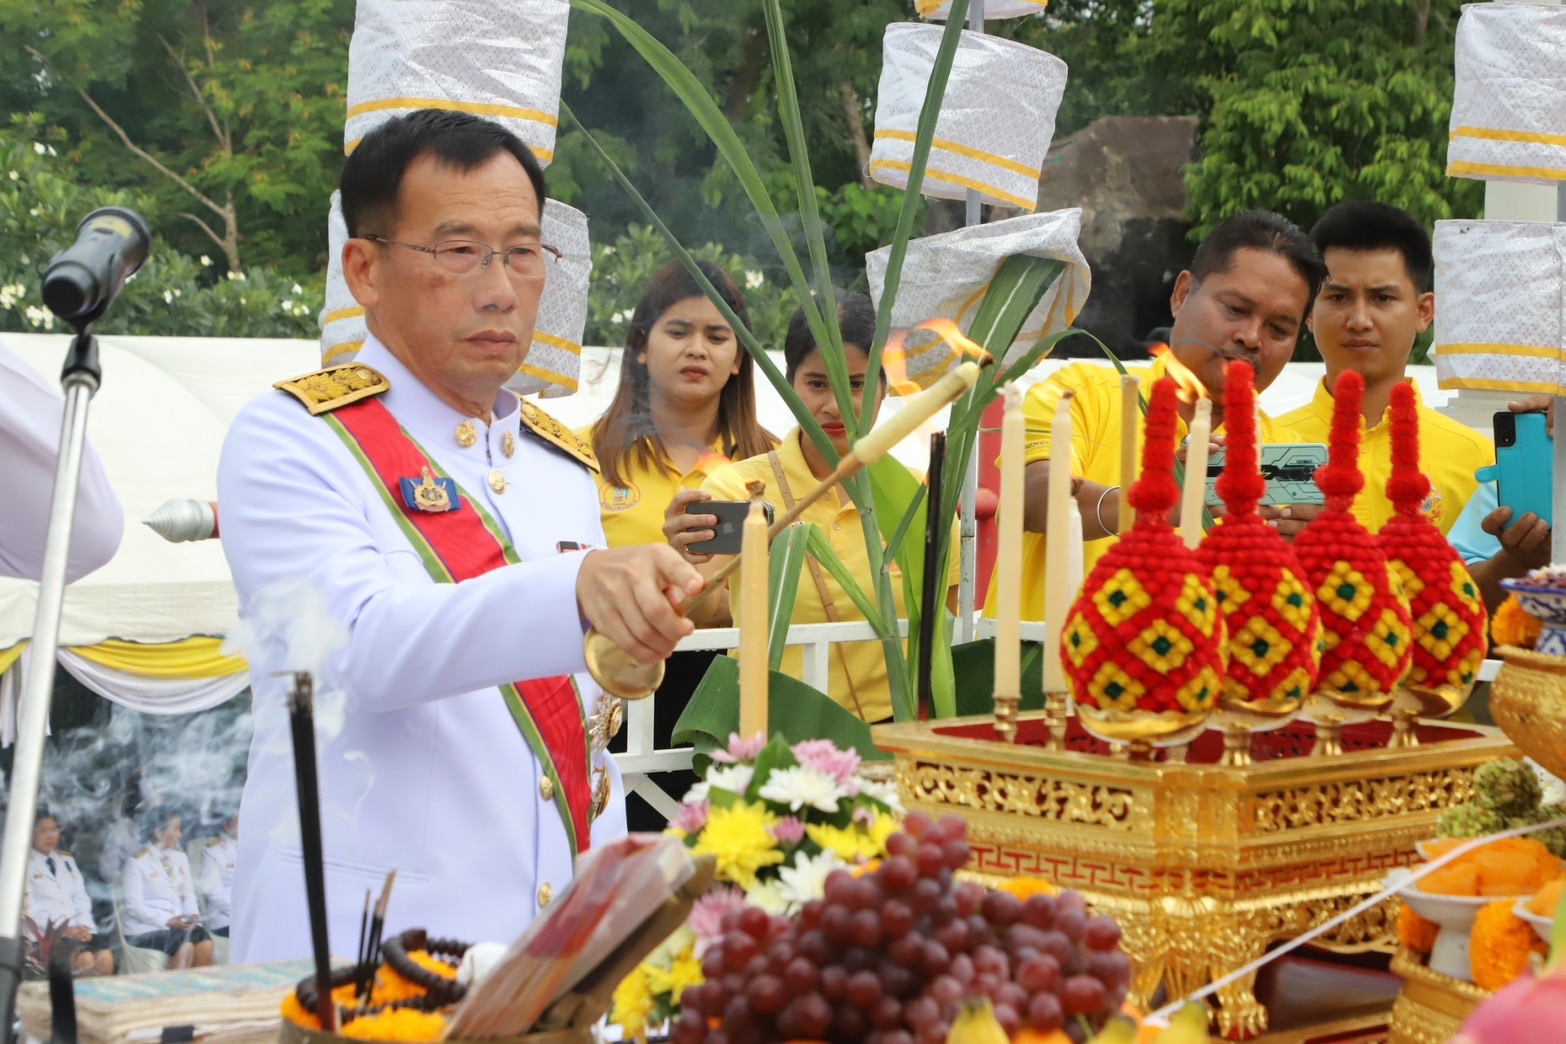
top-left (1152, 1002), bottom-right (1212, 1043)
top-left (1087, 1015), bottom-right (1139, 1043)
top-left (945, 998), bottom-right (1010, 1044)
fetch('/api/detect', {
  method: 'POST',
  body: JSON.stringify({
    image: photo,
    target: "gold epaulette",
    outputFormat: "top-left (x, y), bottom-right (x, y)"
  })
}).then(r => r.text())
top-left (55, 850), bottom-right (71, 859)
top-left (275, 364), bottom-right (389, 415)
top-left (521, 401), bottom-right (599, 473)
top-left (133, 847), bottom-right (149, 859)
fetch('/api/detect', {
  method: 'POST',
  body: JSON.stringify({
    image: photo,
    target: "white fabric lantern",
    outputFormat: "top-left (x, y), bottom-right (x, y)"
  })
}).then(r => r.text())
top-left (320, 191), bottom-right (366, 366)
top-left (869, 23), bottom-right (1067, 212)
top-left (1448, 3), bottom-right (1566, 185)
top-left (1433, 219), bottom-right (1566, 396)
top-left (865, 208), bottom-right (1090, 386)
top-left (507, 199), bottom-right (591, 399)
top-left (344, 0), bottom-right (570, 165)
top-left (914, 0), bottom-right (1049, 20)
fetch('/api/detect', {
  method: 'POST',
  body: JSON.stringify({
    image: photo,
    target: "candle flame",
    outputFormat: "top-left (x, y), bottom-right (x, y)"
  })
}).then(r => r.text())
top-left (913, 318), bottom-right (991, 361)
top-left (879, 327), bottom-right (932, 398)
top-left (880, 318), bottom-right (996, 398)
top-left (1146, 344), bottom-right (1206, 404)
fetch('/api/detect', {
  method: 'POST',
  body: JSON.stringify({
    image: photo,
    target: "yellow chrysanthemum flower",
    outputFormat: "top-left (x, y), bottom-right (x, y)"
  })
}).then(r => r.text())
top-left (645, 943), bottom-right (704, 1000)
top-left (807, 822), bottom-right (881, 863)
top-left (691, 800), bottom-right (784, 890)
top-left (610, 966), bottom-right (657, 1042)
top-left (868, 812), bottom-right (899, 856)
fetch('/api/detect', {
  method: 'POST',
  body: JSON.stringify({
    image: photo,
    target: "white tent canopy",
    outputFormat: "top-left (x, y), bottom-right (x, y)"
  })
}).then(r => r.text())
top-left (0, 332), bottom-right (1463, 654)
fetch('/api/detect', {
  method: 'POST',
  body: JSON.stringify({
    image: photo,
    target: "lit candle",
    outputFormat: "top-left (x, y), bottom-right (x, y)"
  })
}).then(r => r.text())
top-left (1042, 392), bottom-right (1075, 693)
top-left (851, 361), bottom-right (981, 465)
top-left (738, 496), bottom-right (770, 739)
top-left (1119, 376), bottom-right (1139, 534)
top-left (1180, 397), bottom-right (1213, 550)
top-left (994, 383), bottom-right (1024, 700)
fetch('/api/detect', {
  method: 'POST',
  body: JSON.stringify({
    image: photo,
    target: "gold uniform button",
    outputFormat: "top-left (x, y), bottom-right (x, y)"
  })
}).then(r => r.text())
top-left (455, 420), bottom-right (477, 448)
top-left (537, 882), bottom-right (553, 907)
top-left (539, 776), bottom-right (555, 801)
top-left (488, 470), bottom-right (506, 494)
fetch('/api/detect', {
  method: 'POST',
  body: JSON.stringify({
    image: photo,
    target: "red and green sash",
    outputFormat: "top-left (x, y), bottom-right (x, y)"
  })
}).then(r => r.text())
top-left (324, 398), bottom-right (592, 857)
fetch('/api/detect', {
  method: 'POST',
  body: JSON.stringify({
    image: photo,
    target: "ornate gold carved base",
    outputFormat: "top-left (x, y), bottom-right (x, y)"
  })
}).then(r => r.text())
top-left (1388, 947), bottom-right (1488, 1043)
top-left (872, 713), bottom-right (1517, 1039)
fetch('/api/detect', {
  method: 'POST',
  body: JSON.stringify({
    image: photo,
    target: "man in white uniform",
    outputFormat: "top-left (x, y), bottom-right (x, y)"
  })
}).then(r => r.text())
top-left (217, 110), bottom-right (701, 962)
top-left (23, 812), bottom-right (114, 976)
top-left (0, 337), bottom-right (122, 581)
top-left (198, 813), bottom-right (238, 937)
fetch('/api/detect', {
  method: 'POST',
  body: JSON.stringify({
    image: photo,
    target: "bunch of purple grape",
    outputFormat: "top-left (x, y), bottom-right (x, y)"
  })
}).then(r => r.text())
top-left (670, 812), bottom-right (1131, 1044)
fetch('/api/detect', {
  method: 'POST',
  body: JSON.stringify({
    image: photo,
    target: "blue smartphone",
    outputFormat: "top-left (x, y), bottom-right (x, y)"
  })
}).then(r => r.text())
top-left (1203, 443), bottom-right (1329, 509)
top-left (1476, 411), bottom-right (1553, 529)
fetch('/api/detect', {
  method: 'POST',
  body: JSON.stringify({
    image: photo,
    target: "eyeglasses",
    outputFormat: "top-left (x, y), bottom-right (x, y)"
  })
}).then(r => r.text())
top-left (362, 235), bottom-right (562, 279)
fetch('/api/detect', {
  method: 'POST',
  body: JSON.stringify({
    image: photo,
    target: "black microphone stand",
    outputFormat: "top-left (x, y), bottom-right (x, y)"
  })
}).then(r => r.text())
top-left (0, 320), bottom-right (104, 1044)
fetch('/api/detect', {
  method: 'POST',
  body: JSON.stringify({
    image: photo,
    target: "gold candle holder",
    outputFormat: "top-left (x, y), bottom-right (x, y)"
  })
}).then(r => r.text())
top-left (1219, 723), bottom-right (1253, 767)
top-left (1043, 689), bottom-right (1071, 751)
top-left (993, 689), bottom-right (1021, 743)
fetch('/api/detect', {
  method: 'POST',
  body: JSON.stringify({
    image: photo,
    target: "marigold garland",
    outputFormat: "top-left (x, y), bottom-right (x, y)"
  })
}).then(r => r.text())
top-left (1469, 900), bottom-right (1546, 991)
top-left (337, 1008), bottom-right (448, 1042)
top-left (1493, 595), bottom-right (1542, 650)
top-left (1396, 902), bottom-right (1439, 955)
top-left (995, 877), bottom-right (1058, 901)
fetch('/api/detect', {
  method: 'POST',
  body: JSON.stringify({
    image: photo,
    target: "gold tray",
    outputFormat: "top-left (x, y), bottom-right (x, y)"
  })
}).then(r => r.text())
top-left (873, 713), bottom-right (1516, 1038)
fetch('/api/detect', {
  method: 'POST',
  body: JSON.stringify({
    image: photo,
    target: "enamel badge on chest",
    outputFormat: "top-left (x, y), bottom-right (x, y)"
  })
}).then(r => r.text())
top-left (400, 466), bottom-right (458, 513)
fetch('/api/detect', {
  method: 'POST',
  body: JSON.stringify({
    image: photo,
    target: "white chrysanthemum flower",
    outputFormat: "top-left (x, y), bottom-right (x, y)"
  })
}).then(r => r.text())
top-left (745, 879), bottom-right (788, 916)
top-left (855, 776), bottom-right (905, 814)
top-left (758, 765), bottom-right (845, 813)
top-left (777, 848), bottom-right (846, 909)
top-left (684, 763), bottom-right (754, 804)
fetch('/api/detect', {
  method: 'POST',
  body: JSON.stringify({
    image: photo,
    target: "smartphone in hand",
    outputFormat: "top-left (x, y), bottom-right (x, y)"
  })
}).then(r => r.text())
top-left (685, 500), bottom-right (776, 555)
top-left (1204, 443), bottom-right (1329, 509)
top-left (1477, 411), bottom-right (1553, 528)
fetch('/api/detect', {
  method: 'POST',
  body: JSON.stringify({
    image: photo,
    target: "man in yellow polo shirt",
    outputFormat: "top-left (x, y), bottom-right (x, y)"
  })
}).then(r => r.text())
top-left (1276, 202), bottom-right (1492, 538)
top-left (992, 210), bottom-right (1327, 623)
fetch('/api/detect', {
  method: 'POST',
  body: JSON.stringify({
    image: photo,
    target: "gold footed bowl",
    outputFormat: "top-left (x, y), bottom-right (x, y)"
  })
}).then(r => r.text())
top-left (1490, 644), bottom-right (1566, 780)
top-left (583, 629), bottom-right (664, 700)
top-left (1302, 687), bottom-right (1393, 725)
top-left (1074, 702), bottom-right (1210, 751)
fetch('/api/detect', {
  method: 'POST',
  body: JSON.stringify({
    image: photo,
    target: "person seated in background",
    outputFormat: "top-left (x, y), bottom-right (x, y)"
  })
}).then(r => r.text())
top-left (580, 259), bottom-right (775, 830)
top-left (1275, 201), bottom-right (1492, 538)
top-left (996, 210), bottom-right (1326, 622)
top-left (679, 294), bottom-right (958, 723)
top-left (199, 812), bottom-right (238, 939)
top-left (1449, 397), bottom-right (1554, 612)
top-left (24, 812), bottom-right (115, 976)
top-left (121, 808), bottom-right (213, 969)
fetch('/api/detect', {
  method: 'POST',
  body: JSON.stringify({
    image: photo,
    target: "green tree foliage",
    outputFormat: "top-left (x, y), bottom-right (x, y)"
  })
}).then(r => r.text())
top-left (1133, 0), bottom-right (1482, 236)
top-left (0, 0), bottom-right (353, 275)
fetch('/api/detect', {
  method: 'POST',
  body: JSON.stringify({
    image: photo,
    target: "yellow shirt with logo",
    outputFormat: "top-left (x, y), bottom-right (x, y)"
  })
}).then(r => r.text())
top-left (1275, 379), bottom-right (1492, 537)
top-left (984, 354), bottom-right (1289, 623)
top-left (576, 426), bottom-right (730, 549)
top-left (703, 428), bottom-right (958, 723)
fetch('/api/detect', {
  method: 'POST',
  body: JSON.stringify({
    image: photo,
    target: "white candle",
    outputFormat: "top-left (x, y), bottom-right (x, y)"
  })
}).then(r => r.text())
top-left (1042, 393), bottom-right (1075, 693)
top-left (1180, 397), bottom-right (1213, 550)
top-left (739, 498), bottom-right (770, 739)
top-left (852, 361), bottom-right (981, 464)
top-left (1119, 376), bottom-right (1139, 534)
top-left (994, 384), bottom-right (1024, 699)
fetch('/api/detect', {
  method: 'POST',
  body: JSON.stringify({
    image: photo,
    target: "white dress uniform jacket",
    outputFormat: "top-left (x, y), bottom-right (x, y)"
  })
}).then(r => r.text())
top-left (24, 849), bottom-right (98, 932)
top-left (199, 833), bottom-right (237, 931)
top-left (217, 337), bottom-right (626, 964)
top-left (0, 337), bottom-right (123, 581)
top-left (122, 846), bottom-right (200, 938)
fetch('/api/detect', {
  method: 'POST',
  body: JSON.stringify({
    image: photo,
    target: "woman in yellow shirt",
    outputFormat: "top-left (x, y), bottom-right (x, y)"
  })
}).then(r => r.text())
top-left (694, 294), bottom-right (957, 723)
top-left (581, 259), bottom-right (774, 825)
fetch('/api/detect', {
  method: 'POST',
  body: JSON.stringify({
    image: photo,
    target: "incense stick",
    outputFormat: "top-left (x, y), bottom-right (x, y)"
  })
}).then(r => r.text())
top-left (360, 870), bottom-right (397, 999)
top-left (354, 889), bottom-right (371, 1000)
top-left (286, 671), bottom-right (334, 1032)
top-left (916, 432), bottom-right (947, 720)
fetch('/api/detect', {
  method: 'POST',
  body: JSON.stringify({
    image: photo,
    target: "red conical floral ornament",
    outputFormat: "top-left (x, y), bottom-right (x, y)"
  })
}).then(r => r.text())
top-left (1292, 370), bottom-right (1413, 708)
top-left (1060, 377), bottom-right (1227, 743)
top-left (1197, 361), bottom-right (1322, 719)
top-left (1377, 381), bottom-right (1488, 701)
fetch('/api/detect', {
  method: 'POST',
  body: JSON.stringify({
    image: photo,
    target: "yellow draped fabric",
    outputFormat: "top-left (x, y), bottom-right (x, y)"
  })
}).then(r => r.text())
top-left (0, 642), bottom-right (22, 676)
top-left (66, 637), bottom-right (246, 678)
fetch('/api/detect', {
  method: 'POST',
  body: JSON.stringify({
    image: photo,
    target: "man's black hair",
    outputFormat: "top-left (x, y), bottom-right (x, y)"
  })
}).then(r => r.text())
top-left (1190, 209), bottom-right (1329, 304)
top-left (1309, 201), bottom-right (1434, 292)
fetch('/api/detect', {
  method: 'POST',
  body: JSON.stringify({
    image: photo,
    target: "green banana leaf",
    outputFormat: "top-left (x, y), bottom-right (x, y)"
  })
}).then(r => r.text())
top-left (949, 639), bottom-right (1049, 718)
top-left (671, 655), bottom-right (891, 772)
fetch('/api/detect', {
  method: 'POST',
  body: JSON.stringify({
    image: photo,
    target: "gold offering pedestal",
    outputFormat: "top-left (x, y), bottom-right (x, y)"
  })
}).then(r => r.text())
top-left (1386, 947), bottom-right (1489, 1044)
top-left (873, 712), bottom-right (1517, 1040)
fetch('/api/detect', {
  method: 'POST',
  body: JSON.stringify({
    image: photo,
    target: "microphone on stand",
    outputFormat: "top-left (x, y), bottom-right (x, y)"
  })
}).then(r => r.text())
top-left (42, 208), bottom-right (151, 324)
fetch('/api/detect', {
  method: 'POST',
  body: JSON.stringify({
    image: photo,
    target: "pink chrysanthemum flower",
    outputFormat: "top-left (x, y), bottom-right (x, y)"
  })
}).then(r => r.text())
top-left (792, 739), bottom-right (861, 789)
top-left (770, 815), bottom-right (806, 845)
top-left (712, 732), bottom-right (768, 764)
top-left (673, 800), bottom-right (709, 836)
top-left (687, 886), bottom-right (746, 955)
